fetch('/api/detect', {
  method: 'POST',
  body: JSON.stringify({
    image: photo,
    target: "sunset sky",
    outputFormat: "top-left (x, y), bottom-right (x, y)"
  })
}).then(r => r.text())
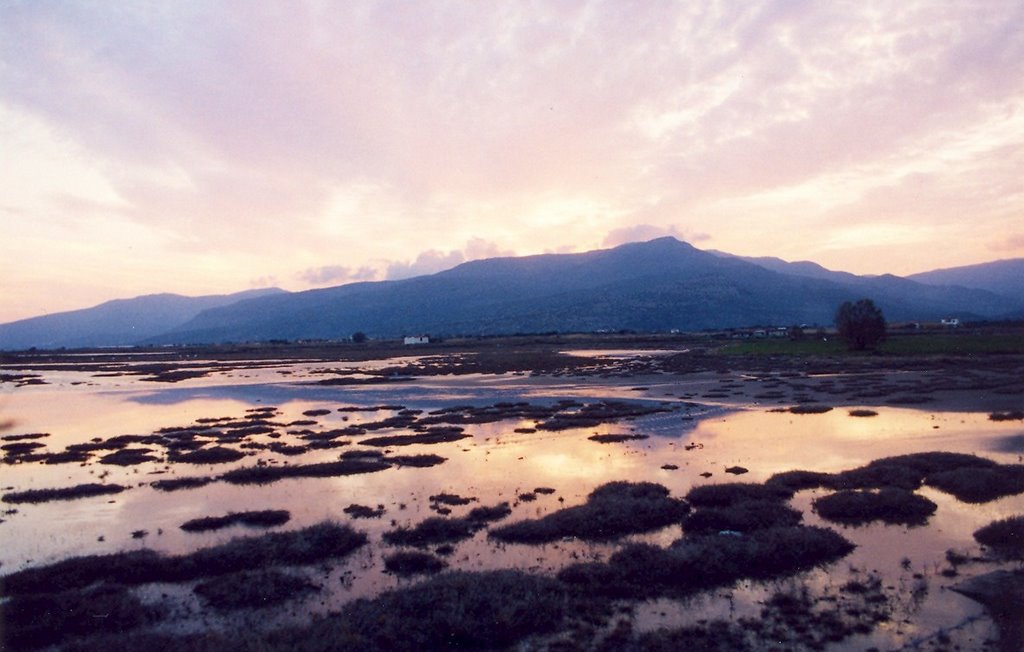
top-left (1, 1), bottom-right (1022, 323)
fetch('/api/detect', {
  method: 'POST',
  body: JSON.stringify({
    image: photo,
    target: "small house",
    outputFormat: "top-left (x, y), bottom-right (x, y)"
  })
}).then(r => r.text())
top-left (403, 335), bottom-right (430, 345)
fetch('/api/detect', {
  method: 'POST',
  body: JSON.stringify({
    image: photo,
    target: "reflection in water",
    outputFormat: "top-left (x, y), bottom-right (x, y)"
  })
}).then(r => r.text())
top-left (1, 361), bottom-right (1022, 649)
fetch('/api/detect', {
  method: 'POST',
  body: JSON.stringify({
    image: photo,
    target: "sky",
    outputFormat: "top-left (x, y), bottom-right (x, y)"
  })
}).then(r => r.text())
top-left (1, 1), bottom-right (1022, 323)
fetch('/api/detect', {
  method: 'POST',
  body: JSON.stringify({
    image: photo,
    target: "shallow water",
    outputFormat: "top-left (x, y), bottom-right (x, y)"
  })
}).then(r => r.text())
top-left (1, 357), bottom-right (1022, 649)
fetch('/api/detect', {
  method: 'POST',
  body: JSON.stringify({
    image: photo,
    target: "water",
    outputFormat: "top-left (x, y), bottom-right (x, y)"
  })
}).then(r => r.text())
top-left (1, 354), bottom-right (1021, 649)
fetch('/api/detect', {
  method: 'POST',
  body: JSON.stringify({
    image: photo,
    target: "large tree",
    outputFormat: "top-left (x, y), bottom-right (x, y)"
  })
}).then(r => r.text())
top-left (835, 299), bottom-right (886, 351)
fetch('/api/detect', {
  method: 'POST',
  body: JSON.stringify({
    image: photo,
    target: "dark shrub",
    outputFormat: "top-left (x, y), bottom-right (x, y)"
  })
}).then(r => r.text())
top-left (974, 516), bottom-right (1024, 558)
top-left (172, 446), bottom-right (245, 464)
top-left (304, 571), bottom-right (575, 650)
top-left (0, 584), bottom-right (153, 649)
top-left (813, 488), bottom-right (937, 526)
top-left (194, 568), bottom-right (316, 610)
top-left (383, 517), bottom-right (477, 548)
top-left (180, 510), bottom-right (290, 532)
top-left (684, 500), bottom-right (802, 534)
top-left (926, 466), bottom-right (1024, 503)
top-left (2, 483), bottom-right (127, 504)
top-left (490, 481), bottom-right (689, 543)
top-left (766, 470), bottom-right (832, 492)
top-left (466, 502), bottom-right (512, 523)
top-left (383, 551), bottom-right (447, 576)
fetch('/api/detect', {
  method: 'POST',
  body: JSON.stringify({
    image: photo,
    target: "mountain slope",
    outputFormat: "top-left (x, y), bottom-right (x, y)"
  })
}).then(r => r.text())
top-left (0, 288), bottom-right (285, 350)
top-left (155, 238), bottom-right (1016, 344)
top-left (908, 259), bottom-right (1024, 305)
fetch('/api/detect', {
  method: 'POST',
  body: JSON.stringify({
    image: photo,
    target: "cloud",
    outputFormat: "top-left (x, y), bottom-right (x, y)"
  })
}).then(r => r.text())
top-left (249, 275), bottom-right (279, 289)
top-left (385, 238), bottom-right (515, 280)
top-left (298, 265), bottom-right (352, 285)
top-left (386, 249), bottom-right (465, 280)
top-left (603, 225), bottom-right (711, 248)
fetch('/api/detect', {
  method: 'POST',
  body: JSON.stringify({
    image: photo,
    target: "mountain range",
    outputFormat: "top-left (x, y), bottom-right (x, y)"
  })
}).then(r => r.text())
top-left (2, 238), bottom-right (1021, 350)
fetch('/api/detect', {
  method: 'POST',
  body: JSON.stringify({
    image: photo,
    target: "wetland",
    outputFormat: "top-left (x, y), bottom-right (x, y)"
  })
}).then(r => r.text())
top-left (1, 333), bottom-right (1024, 650)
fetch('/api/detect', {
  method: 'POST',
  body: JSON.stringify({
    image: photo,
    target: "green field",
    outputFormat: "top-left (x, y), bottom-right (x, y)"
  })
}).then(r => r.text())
top-left (718, 332), bottom-right (1024, 356)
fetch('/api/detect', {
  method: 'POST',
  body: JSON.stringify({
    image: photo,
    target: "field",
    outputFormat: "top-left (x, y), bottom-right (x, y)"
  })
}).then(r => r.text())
top-left (2, 331), bottom-right (1024, 650)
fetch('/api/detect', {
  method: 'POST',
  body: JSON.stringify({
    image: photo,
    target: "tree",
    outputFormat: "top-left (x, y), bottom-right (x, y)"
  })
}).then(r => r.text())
top-left (835, 299), bottom-right (886, 351)
top-left (351, 331), bottom-right (367, 343)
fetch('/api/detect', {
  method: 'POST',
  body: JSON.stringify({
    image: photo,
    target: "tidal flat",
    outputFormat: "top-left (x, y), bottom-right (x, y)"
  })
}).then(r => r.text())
top-left (1, 336), bottom-right (1023, 650)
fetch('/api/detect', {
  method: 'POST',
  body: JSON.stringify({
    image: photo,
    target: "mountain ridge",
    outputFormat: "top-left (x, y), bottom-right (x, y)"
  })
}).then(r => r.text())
top-left (2, 239), bottom-right (1021, 350)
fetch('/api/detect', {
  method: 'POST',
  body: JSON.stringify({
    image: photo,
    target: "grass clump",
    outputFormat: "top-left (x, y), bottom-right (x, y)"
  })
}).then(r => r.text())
top-left (343, 503), bottom-right (386, 518)
top-left (788, 405), bottom-right (833, 415)
top-left (180, 509), bottom-right (290, 532)
top-left (848, 409), bottom-right (878, 417)
top-left (2, 522), bottom-right (367, 595)
top-left (766, 470), bottom-right (832, 492)
top-left (383, 517), bottom-right (477, 548)
top-left (171, 446), bottom-right (246, 464)
top-left (813, 488), bottom-right (937, 526)
top-left (490, 481), bottom-right (689, 544)
top-left (290, 570), bottom-right (578, 651)
top-left (219, 458), bottom-right (390, 485)
top-left (383, 550), bottom-right (448, 577)
top-left (193, 568), bottom-right (316, 610)
top-left (385, 454), bottom-right (446, 467)
top-left (2, 482), bottom-right (127, 504)
top-left (466, 502), bottom-right (512, 523)
top-left (974, 516), bottom-right (1024, 558)
top-left (0, 583), bottom-right (154, 649)
top-left (990, 410), bottom-right (1024, 422)
top-left (360, 431), bottom-right (469, 447)
top-left (558, 526), bottom-right (854, 599)
top-left (587, 433), bottom-right (649, 443)
top-left (151, 476), bottom-right (213, 491)
top-left (684, 500), bottom-right (802, 534)
top-left (927, 465), bottom-right (1024, 503)
top-left (685, 482), bottom-right (793, 507)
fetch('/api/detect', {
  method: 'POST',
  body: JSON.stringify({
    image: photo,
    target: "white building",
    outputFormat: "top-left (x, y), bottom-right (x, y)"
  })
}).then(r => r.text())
top-left (403, 335), bottom-right (430, 345)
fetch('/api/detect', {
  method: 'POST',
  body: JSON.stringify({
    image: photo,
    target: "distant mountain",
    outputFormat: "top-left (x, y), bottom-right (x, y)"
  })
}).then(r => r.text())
top-left (150, 238), bottom-right (1019, 344)
top-left (0, 288), bottom-right (285, 350)
top-left (908, 259), bottom-right (1024, 307)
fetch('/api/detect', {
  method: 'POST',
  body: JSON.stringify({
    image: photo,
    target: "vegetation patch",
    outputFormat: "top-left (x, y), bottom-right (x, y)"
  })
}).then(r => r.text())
top-left (558, 526), bottom-right (854, 599)
top-left (180, 509), bottom-right (290, 532)
top-left (2, 522), bottom-right (367, 595)
top-left (286, 570), bottom-right (580, 651)
top-left (171, 445), bottom-right (246, 464)
top-left (383, 550), bottom-right (447, 577)
top-left (684, 499), bottom-right (802, 534)
top-left (989, 410), bottom-right (1024, 422)
top-left (383, 517), bottom-right (478, 548)
top-left (360, 430), bottom-right (469, 447)
top-left (466, 502), bottom-right (512, 523)
top-left (99, 447), bottom-right (160, 466)
top-left (0, 583), bottom-right (154, 650)
top-left (193, 568), bottom-right (316, 611)
top-left (848, 409), bottom-right (878, 417)
top-left (788, 405), bottom-right (833, 414)
top-left (813, 488), bottom-right (937, 526)
top-left (587, 433), bottom-right (649, 443)
top-left (343, 503), bottom-right (386, 518)
top-left (429, 492), bottom-right (475, 506)
top-left (926, 465), bottom-right (1024, 503)
top-left (385, 454), bottom-right (446, 467)
top-left (219, 458), bottom-right (391, 485)
top-left (490, 481), bottom-right (689, 544)
top-left (151, 476), bottom-right (213, 491)
top-left (2, 482), bottom-right (127, 504)
top-left (766, 470), bottom-right (832, 492)
top-left (974, 516), bottom-right (1024, 558)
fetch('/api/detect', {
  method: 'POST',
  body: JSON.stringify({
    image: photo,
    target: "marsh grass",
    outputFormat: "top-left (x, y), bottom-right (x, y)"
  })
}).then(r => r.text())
top-left (2, 522), bottom-right (367, 595)
top-left (180, 509), bottom-right (290, 532)
top-left (2, 482), bottom-right (127, 504)
top-left (813, 488), bottom-right (937, 526)
top-left (558, 526), bottom-right (854, 599)
top-left (383, 550), bottom-right (447, 576)
top-left (170, 445), bottom-right (246, 464)
top-left (219, 458), bottom-right (391, 485)
top-left (587, 433), bottom-right (649, 443)
top-left (926, 465), bottom-right (1024, 503)
top-left (0, 583), bottom-right (154, 649)
top-left (287, 570), bottom-right (582, 651)
top-left (490, 481), bottom-right (689, 544)
top-left (684, 499), bottom-right (802, 534)
top-left (685, 482), bottom-right (793, 507)
top-left (193, 568), bottom-right (316, 610)
top-left (382, 517), bottom-right (477, 547)
top-left (974, 516), bottom-right (1024, 558)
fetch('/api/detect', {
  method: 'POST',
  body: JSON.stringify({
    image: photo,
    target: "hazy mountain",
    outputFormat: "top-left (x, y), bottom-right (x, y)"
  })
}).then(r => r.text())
top-left (0, 288), bottom-right (285, 350)
top-left (152, 238), bottom-right (1017, 344)
top-left (907, 259), bottom-right (1024, 306)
